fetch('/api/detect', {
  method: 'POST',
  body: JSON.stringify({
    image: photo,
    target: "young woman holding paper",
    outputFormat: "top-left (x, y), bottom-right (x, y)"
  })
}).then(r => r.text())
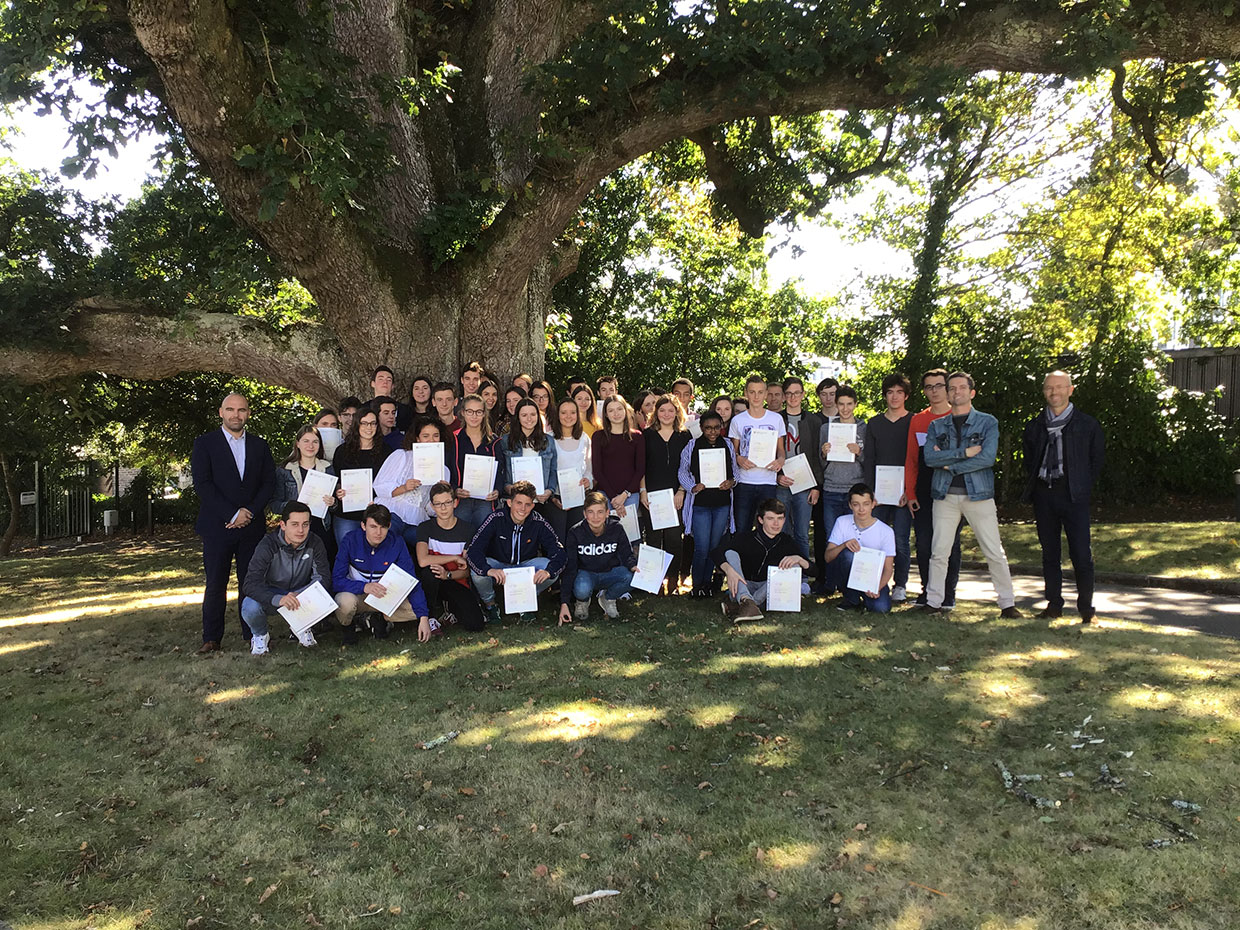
top-left (640, 395), bottom-right (691, 595)
top-left (679, 410), bottom-right (738, 596)
top-left (496, 398), bottom-right (558, 506)
top-left (270, 425), bottom-right (338, 562)
top-left (331, 408), bottom-right (391, 547)
top-left (546, 397), bottom-right (594, 542)
top-left (374, 417), bottom-right (453, 553)
top-left (454, 392), bottom-right (502, 528)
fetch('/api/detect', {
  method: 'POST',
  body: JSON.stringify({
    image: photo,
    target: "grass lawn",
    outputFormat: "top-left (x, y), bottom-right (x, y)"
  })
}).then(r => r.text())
top-left (962, 520), bottom-right (1240, 581)
top-left (2, 539), bottom-right (1239, 930)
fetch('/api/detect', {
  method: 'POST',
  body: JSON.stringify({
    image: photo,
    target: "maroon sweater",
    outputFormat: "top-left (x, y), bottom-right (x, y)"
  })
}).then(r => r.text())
top-left (592, 428), bottom-right (645, 498)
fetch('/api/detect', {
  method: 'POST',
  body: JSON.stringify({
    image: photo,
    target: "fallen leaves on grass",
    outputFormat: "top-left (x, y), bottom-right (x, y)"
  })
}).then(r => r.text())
top-left (258, 881), bottom-right (279, 904)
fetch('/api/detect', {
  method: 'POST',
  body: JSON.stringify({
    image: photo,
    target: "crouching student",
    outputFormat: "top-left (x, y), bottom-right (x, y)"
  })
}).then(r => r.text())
top-left (465, 481), bottom-right (567, 623)
top-left (415, 482), bottom-right (486, 638)
top-left (241, 501), bottom-right (333, 655)
top-left (333, 503), bottom-right (430, 643)
top-left (825, 484), bottom-right (896, 613)
top-left (711, 498), bottom-right (809, 622)
top-left (558, 491), bottom-right (637, 625)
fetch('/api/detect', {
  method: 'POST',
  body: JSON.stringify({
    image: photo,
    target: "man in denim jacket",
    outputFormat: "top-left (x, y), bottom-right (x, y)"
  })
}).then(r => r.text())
top-left (922, 372), bottom-right (1020, 618)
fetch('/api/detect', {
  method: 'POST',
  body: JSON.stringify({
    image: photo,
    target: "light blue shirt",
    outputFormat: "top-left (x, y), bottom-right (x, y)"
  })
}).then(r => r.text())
top-left (222, 427), bottom-right (247, 480)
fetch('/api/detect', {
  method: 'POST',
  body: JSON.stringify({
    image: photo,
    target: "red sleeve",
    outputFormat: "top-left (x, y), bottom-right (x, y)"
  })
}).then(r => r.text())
top-left (904, 410), bottom-right (924, 504)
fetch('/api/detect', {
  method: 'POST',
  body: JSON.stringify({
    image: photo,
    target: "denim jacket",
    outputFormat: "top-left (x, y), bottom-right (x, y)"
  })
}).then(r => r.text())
top-left (495, 438), bottom-right (559, 495)
top-left (922, 408), bottom-right (999, 501)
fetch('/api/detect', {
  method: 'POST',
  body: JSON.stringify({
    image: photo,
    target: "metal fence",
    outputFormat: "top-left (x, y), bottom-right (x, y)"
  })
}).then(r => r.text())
top-left (37, 461), bottom-right (94, 541)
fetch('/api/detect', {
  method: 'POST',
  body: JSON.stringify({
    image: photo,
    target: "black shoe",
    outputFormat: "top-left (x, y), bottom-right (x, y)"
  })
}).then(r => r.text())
top-left (1037, 606), bottom-right (1063, 619)
top-left (1080, 610), bottom-right (1095, 625)
top-left (368, 614), bottom-right (391, 639)
top-left (340, 624), bottom-right (358, 645)
top-left (999, 606), bottom-right (1022, 619)
top-left (920, 604), bottom-right (944, 614)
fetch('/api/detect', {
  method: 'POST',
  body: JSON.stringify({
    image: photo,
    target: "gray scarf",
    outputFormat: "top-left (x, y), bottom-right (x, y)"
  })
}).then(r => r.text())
top-left (1039, 402), bottom-right (1074, 484)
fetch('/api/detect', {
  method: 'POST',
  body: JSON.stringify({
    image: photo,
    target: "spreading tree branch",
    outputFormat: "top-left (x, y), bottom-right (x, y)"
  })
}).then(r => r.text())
top-left (0, 300), bottom-right (353, 403)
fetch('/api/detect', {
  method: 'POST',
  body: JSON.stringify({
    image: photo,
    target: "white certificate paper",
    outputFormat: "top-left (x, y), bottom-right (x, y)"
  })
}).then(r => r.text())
top-left (411, 442), bottom-right (445, 484)
top-left (766, 566), bottom-right (802, 612)
top-left (875, 465), bottom-right (905, 506)
top-left (631, 545), bottom-right (673, 594)
top-left (502, 565), bottom-right (539, 614)
top-left (558, 468), bottom-right (585, 509)
top-left (647, 488), bottom-right (679, 530)
top-left (363, 562), bottom-right (420, 617)
top-left (510, 456), bottom-right (545, 495)
top-left (782, 453), bottom-right (816, 494)
top-left (747, 428), bottom-right (778, 468)
top-left (317, 427), bottom-right (344, 461)
top-left (846, 546), bottom-right (885, 594)
top-left (826, 422), bottom-right (858, 463)
top-left (298, 469), bottom-right (338, 519)
top-left (461, 454), bottom-right (497, 499)
top-left (277, 581), bottom-right (338, 634)
top-left (340, 468), bottom-right (373, 513)
top-left (618, 505), bottom-right (641, 542)
top-left (699, 448), bottom-right (727, 488)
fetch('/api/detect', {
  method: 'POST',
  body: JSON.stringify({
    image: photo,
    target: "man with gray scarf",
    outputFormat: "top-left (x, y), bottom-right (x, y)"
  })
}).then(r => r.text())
top-left (1022, 371), bottom-right (1105, 623)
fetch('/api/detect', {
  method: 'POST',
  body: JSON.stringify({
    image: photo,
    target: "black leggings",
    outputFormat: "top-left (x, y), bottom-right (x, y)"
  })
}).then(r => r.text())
top-left (416, 567), bottom-right (486, 632)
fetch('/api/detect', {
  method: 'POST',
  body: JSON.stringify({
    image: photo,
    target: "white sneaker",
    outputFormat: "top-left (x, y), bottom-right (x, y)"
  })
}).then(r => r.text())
top-left (295, 629), bottom-right (318, 647)
top-left (250, 633), bottom-right (270, 656)
top-left (892, 585), bottom-right (907, 603)
top-left (597, 592), bottom-right (620, 620)
top-left (574, 599), bottom-right (590, 621)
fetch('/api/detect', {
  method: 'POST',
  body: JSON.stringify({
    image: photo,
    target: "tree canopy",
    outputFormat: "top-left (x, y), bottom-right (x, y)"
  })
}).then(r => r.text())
top-left (3, 0), bottom-right (1240, 398)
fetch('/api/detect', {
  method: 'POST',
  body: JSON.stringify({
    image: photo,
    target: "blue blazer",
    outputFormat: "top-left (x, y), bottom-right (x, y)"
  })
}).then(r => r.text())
top-left (191, 429), bottom-right (277, 540)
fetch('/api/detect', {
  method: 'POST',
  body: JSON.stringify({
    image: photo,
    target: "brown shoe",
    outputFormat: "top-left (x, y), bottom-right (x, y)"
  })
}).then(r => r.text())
top-left (197, 640), bottom-right (221, 654)
top-left (735, 598), bottom-right (764, 622)
top-left (1036, 606), bottom-right (1063, 619)
top-left (999, 606), bottom-right (1022, 619)
top-left (720, 600), bottom-right (737, 620)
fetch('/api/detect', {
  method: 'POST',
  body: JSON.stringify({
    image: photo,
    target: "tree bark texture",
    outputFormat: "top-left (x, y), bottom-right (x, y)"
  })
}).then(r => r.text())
top-left (7, 0), bottom-right (1240, 396)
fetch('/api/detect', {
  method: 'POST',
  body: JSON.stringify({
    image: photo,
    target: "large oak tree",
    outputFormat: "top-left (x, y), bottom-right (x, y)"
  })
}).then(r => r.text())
top-left (1, 0), bottom-right (1238, 400)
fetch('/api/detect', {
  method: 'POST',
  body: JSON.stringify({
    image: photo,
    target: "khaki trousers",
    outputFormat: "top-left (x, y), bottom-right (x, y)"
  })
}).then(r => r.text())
top-left (927, 493), bottom-right (1014, 609)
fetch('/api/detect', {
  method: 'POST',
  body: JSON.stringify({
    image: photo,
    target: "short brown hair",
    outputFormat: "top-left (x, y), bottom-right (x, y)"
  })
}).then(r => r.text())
top-left (509, 480), bottom-right (537, 501)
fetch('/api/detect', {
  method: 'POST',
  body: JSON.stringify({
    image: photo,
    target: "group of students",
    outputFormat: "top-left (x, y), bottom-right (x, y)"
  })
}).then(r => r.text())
top-left (192, 362), bottom-right (1105, 653)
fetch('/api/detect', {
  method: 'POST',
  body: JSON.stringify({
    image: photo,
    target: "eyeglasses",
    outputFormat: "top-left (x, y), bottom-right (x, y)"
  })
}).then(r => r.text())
top-left (431, 498), bottom-right (455, 508)
top-left (463, 408), bottom-right (485, 416)
top-left (923, 383), bottom-right (947, 392)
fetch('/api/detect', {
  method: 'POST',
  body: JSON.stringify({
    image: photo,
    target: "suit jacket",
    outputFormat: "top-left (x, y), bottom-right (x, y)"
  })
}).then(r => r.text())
top-left (191, 428), bottom-right (277, 540)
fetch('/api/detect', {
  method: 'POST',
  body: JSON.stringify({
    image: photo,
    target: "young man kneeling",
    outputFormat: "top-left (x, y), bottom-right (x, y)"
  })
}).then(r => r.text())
top-left (711, 498), bottom-right (808, 622)
top-left (825, 483), bottom-right (896, 613)
top-left (333, 503), bottom-right (431, 642)
top-left (465, 481), bottom-right (566, 623)
top-left (559, 491), bottom-right (638, 624)
top-left (241, 501), bottom-right (333, 655)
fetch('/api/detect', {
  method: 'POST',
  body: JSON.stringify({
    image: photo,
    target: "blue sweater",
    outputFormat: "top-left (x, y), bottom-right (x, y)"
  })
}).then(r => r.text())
top-left (333, 527), bottom-right (429, 616)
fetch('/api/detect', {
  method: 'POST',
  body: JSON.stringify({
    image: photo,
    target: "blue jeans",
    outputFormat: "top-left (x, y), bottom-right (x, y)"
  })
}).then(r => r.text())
top-left (333, 516), bottom-right (361, 547)
top-left (733, 482), bottom-right (779, 535)
top-left (456, 496), bottom-right (493, 530)
top-left (690, 503), bottom-right (732, 592)
top-left (874, 504), bottom-right (912, 588)
top-left (832, 548), bottom-right (891, 613)
top-left (785, 488), bottom-right (813, 560)
top-left (818, 491), bottom-right (851, 592)
top-left (572, 565), bottom-right (633, 601)
top-left (471, 556), bottom-right (554, 606)
top-left (240, 595), bottom-right (274, 637)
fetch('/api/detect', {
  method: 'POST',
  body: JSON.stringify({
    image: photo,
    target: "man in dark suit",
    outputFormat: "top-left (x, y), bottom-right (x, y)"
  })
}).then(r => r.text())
top-left (1022, 371), bottom-right (1105, 624)
top-left (191, 393), bottom-right (277, 652)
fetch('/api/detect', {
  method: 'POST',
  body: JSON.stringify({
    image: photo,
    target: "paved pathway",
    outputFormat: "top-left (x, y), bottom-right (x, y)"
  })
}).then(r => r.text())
top-left (952, 570), bottom-right (1240, 639)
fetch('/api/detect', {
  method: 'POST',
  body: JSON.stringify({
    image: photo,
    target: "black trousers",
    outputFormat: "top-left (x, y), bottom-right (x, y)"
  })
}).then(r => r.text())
top-left (912, 498), bottom-right (963, 606)
top-left (1032, 480), bottom-right (1094, 615)
top-left (416, 566), bottom-right (486, 632)
top-left (201, 530), bottom-right (261, 644)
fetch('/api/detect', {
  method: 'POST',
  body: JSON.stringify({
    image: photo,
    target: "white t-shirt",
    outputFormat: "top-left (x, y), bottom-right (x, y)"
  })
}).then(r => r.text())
top-left (728, 410), bottom-right (785, 486)
top-left (827, 514), bottom-right (897, 557)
